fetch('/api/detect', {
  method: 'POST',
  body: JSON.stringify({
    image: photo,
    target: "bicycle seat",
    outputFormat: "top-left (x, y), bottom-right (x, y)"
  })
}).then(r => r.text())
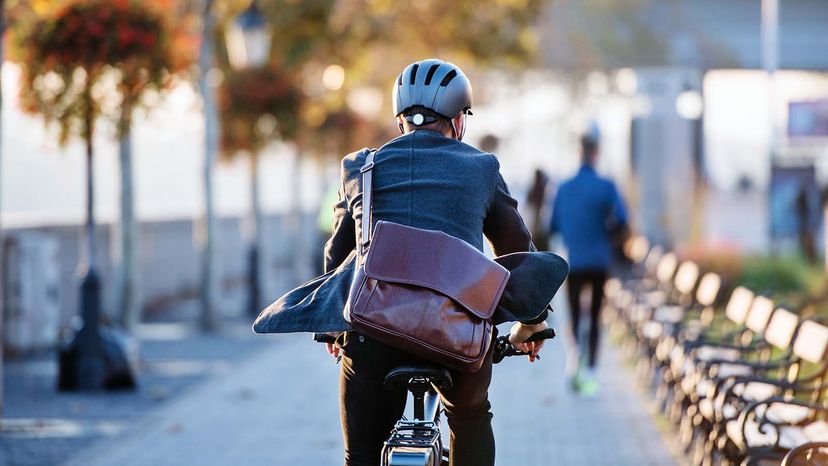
top-left (383, 365), bottom-right (453, 391)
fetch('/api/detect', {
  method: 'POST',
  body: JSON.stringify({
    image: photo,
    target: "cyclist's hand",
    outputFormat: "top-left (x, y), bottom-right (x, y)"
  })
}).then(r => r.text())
top-left (324, 332), bottom-right (343, 360)
top-left (508, 321), bottom-right (548, 363)
top-left (326, 342), bottom-right (340, 359)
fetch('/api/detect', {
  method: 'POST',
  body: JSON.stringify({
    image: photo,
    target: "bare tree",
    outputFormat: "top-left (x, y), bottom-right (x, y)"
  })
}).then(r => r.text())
top-left (114, 95), bottom-right (140, 330)
top-left (197, 0), bottom-right (220, 331)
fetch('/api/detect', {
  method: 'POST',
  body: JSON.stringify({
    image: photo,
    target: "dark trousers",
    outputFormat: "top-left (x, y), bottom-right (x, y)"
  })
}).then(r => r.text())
top-left (338, 332), bottom-right (495, 466)
top-left (566, 269), bottom-right (608, 368)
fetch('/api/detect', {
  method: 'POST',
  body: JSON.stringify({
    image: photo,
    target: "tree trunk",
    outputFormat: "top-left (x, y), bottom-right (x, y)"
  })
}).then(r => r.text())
top-left (84, 91), bottom-right (97, 276)
top-left (115, 101), bottom-right (140, 330)
top-left (197, 0), bottom-right (219, 331)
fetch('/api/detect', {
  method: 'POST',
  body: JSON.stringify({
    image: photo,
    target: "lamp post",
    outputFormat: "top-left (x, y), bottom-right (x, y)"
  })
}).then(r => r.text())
top-left (761, 0), bottom-right (779, 162)
top-left (226, 2), bottom-right (271, 71)
top-left (675, 84), bottom-right (705, 245)
top-left (225, 1), bottom-right (272, 317)
top-left (762, 0), bottom-right (783, 256)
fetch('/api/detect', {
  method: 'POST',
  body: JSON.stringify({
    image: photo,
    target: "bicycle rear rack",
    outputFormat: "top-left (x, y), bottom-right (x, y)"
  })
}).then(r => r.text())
top-left (382, 420), bottom-right (443, 466)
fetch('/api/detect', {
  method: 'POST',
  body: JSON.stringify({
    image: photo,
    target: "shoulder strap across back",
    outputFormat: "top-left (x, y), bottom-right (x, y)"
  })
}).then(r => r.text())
top-left (359, 150), bottom-right (377, 256)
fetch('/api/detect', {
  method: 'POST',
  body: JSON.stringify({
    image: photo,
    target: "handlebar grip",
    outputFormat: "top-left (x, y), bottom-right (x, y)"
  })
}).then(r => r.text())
top-left (313, 333), bottom-right (337, 344)
top-left (525, 328), bottom-right (556, 343)
top-left (492, 327), bottom-right (556, 364)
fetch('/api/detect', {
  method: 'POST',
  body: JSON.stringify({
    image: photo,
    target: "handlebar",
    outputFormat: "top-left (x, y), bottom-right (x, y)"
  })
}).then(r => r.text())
top-left (313, 333), bottom-right (337, 344)
top-left (314, 327), bottom-right (556, 365)
top-left (493, 327), bottom-right (556, 364)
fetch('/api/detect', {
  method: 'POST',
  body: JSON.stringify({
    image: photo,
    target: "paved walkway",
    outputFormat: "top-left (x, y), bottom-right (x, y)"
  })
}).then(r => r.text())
top-left (64, 315), bottom-right (678, 466)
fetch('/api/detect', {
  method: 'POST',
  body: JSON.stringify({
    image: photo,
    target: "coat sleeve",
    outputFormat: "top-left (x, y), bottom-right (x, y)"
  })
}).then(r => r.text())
top-left (483, 164), bottom-right (552, 324)
top-left (483, 170), bottom-right (536, 256)
top-left (323, 183), bottom-right (356, 273)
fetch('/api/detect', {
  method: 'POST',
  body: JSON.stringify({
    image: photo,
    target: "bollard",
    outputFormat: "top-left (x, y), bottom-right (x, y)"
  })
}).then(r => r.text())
top-left (58, 269), bottom-right (137, 391)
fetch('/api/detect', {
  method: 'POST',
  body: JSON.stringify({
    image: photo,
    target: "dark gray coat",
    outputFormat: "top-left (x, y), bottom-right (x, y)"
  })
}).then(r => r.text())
top-left (254, 130), bottom-right (568, 334)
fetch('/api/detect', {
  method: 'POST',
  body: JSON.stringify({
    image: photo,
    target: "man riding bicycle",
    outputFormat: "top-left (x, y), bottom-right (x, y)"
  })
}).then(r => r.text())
top-left (321, 59), bottom-right (562, 466)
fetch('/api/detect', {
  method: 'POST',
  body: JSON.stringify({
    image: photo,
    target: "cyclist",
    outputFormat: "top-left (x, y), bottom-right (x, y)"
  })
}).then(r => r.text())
top-left (320, 59), bottom-right (559, 466)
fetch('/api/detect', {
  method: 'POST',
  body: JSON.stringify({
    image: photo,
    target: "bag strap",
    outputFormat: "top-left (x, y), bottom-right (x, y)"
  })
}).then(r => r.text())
top-left (359, 150), bottom-right (377, 256)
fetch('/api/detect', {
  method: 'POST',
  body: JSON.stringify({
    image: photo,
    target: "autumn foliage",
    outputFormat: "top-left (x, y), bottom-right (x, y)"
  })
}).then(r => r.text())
top-left (15, 0), bottom-right (192, 143)
top-left (219, 66), bottom-right (304, 157)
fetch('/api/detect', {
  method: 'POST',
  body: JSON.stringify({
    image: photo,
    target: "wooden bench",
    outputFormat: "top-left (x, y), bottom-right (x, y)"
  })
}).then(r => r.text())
top-left (662, 286), bottom-right (758, 427)
top-left (649, 271), bottom-right (723, 415)
top-left (633, 260), bottom-right (704, 380)
top-left (602, 243), bottom-right (828, 466)
top-left (707, 318), bottom-right (828, 465)
top-left (614, 252), bottom-right (680, 355)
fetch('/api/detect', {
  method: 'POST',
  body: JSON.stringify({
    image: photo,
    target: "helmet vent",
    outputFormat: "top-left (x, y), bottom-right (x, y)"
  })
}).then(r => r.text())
top-left (409, 64), bottom-right (420, 85)
top-left (397, 74), bottom-right (403, 86)
top-left (439, 69), bottom-right (457, 87)
top-left (424, 64), bottom-right (440, 85)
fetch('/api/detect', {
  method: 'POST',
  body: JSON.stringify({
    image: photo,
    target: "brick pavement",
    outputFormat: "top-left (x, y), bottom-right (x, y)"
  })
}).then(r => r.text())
top-left (65, 314), bottom-right (679, 466)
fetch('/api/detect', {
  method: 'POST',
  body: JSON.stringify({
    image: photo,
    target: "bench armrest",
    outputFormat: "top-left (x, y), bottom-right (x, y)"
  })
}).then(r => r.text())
top-left (735, 397), bottom-right (826, 450)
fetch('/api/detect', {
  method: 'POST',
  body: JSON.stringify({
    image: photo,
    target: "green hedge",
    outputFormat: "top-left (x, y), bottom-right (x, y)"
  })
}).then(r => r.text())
top-left (690, 252), bottom-right (826, 300)
top-left (736, 256), bottom-right (824, 297)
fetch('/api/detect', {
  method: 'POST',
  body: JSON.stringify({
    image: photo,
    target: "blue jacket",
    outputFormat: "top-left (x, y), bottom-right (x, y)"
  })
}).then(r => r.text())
top-left (254, 131), bottom-right (569, 333)
top-left (550, 165), bottom-right (628, 271)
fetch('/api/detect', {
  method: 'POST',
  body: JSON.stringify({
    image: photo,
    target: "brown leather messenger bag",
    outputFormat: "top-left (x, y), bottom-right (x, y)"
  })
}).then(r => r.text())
top-left (344, 150), bottom-right (511, 373)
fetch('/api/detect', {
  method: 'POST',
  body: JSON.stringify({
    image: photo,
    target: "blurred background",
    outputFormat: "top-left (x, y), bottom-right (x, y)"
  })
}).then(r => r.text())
top-left (1, 0), bottom-right (827, 465)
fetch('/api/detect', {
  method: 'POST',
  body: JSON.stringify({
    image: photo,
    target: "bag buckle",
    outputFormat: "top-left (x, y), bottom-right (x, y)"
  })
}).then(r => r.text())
top-left (360, 161), bottom-right (374, 173)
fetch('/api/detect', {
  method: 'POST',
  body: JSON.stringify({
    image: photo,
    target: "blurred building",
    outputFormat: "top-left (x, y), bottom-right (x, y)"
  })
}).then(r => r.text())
top-left (536, 0), bottom-right (828, 250)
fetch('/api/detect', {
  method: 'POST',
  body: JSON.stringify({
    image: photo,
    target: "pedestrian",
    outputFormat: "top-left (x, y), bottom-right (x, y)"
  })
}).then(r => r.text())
top-left (550, 125), bottom-right (628, 396)
top-left (253, 58), bottom-right (568, 466)
top-left (314, 183), bottom-right (340, 276)
top-left (525, 168), bottom-right (551, 251)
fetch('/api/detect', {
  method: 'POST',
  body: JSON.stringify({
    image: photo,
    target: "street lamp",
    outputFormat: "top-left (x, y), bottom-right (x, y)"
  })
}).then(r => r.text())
top-left (226, 2), bottom-right (272, 70)
top-left (226, 2), bottom-right (272, 317)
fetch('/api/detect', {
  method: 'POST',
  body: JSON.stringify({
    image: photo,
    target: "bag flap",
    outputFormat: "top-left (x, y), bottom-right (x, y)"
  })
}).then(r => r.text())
top-left (363, 221), bottom-right (510, 320)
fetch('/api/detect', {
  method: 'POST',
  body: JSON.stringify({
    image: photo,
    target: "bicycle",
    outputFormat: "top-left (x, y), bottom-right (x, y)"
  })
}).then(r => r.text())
top-left (315, 326), bottom-right (556, 466)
